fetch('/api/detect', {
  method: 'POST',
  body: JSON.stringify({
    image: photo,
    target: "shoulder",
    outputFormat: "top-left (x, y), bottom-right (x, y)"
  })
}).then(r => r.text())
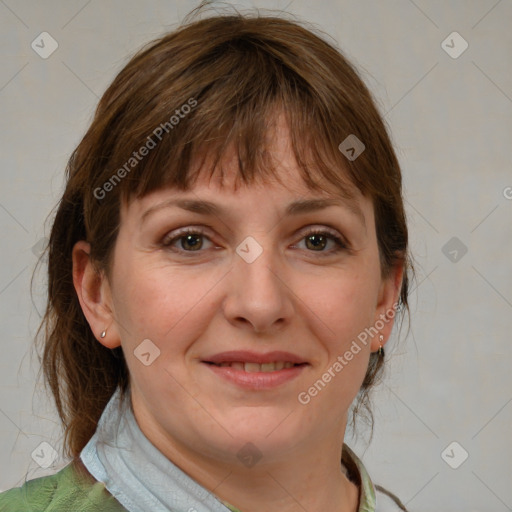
top-left (0, 461), bottom-right (127, 512)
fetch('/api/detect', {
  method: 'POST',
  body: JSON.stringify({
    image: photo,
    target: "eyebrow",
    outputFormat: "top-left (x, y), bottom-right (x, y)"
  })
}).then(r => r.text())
top-left (140, 197), bottom-right (366, 227)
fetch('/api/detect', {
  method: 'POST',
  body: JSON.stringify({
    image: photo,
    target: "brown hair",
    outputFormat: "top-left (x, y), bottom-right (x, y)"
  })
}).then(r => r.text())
top-left (36, 8), bottom-right (411, 460)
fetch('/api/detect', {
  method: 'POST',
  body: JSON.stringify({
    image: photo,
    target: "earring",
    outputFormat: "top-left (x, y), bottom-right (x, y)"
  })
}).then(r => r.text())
top-left (378, 334), bottom-right (384, 358)
top-left (100, 330), bottom-right (107, 339)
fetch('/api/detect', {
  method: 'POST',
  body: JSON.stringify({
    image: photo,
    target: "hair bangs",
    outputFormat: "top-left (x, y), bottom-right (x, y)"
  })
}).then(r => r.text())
top-left (114, 45), bottom-right (359, 205)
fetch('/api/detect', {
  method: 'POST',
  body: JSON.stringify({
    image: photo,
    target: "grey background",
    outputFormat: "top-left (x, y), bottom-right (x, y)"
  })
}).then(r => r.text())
top-left (1, 1), bottom-right (511, 510)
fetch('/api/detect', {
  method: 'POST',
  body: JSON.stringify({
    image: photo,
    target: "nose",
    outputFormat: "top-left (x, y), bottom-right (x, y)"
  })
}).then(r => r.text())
top-left (222, 241), bottom-right (294, 334)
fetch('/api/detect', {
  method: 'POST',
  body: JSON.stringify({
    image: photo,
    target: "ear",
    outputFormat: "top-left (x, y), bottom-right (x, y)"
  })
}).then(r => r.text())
top-left (371, 260), bottom-right (404, 352)
top-left (72, 240), bottom-right (121, 349)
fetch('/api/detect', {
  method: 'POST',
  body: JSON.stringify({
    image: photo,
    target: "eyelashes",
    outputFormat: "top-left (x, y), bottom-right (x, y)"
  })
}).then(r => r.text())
top-left (161, 226), bottom-right (349, 257)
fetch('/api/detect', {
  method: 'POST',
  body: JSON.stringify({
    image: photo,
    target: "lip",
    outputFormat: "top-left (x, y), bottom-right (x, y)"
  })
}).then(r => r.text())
top-left (202, 351), bottom-right (309, 390)
top-left (203, 350), bottom-right (308, 365)
top-left (204, 362), bottom-right (307, 390)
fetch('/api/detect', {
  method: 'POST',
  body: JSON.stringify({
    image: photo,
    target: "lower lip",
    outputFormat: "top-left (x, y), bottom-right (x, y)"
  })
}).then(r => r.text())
top-left (203, 363), bottom-right (307, 390)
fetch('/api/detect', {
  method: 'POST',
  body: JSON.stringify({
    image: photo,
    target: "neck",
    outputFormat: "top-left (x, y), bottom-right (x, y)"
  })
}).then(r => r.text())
top-left (137, 414), bottom-right (360, 512)
top-left (211, 451), bottom-right (360, 512)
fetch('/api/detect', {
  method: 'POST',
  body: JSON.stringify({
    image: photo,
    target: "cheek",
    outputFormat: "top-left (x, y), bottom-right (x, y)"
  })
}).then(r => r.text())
top-left (310, 267), bottom-right (381, 342)
top-left (305, 281), bottom-right (375, 418)
top-left (302, 258), bottom-right (380, 399)
top-left (111, 263), bottom-right (211, 401)
top-left (111, 256), bottom-right (221, 353)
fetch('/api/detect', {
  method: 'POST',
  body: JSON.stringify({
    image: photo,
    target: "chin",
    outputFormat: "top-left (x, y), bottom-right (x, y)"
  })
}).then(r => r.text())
top-left (217, 408), bottom-right (306, 452)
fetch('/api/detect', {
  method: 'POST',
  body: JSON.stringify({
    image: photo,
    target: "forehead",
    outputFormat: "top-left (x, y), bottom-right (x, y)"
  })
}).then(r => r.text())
top-left (122, 163), bottom-right (371, 240)
top-left (121, 112), bottom-right (370, 223)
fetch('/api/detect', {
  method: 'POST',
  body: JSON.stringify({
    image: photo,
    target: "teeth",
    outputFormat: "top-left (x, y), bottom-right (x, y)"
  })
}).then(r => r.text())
top-left (215, 361), bottom-right (299, 372)
top-left (244, 362), bottom-right (261, 373)
top-left (260, 363), bottom-right (276, 372)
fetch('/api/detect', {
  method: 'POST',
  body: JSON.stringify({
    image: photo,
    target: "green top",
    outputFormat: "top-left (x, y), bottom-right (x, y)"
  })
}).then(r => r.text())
top-left (0, 461), bottom-right (126, 512)
top-left (0, 445), bottom-right (377, 511)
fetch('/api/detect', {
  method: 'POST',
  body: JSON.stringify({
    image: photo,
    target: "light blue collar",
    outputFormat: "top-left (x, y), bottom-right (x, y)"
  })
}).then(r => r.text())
top-left (80, 387), bottom-right (234, 512)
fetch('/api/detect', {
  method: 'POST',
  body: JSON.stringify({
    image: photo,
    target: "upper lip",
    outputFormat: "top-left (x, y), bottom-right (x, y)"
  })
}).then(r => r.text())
top-left (203, 350), bottom-right (308, 365)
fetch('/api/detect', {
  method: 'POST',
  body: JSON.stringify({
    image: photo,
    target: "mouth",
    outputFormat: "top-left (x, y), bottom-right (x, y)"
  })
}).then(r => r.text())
top-left (204, 361), bottom-right (307, 372)
top-left (201, 351), bottom-right (309, 389)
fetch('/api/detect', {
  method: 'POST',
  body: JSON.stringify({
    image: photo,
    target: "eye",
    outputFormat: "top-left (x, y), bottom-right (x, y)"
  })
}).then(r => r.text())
top-left (162, 228), bottom-right (213, 252)
top-left (161, 226), bottom-right (349, 256)
top-left (294, 228), bottom-right (348, 255)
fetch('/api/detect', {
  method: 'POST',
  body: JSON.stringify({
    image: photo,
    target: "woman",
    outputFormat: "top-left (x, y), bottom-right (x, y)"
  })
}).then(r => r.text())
top-left (0, 8), bottom-right (411, 512)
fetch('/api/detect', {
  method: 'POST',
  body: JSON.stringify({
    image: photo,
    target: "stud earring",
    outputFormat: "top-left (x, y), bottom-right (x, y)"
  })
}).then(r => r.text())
top-left (100, 330), bottom-right (107, 339)
top-left (378, 334), bottom-right (384, 358)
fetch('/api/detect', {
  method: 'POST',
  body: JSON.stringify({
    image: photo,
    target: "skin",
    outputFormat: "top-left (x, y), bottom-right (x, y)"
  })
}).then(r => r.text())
top-left (73, 118), bottom-right (403, 512)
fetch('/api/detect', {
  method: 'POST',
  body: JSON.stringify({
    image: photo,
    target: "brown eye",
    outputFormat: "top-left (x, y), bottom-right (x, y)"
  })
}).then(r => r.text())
top-left (179, 233), bottom-right (203, 251)
top-left (294, 228), bottom-right (348, 255)
top-left (305, 233), bottom-right (328, 251)
top-left (162, 228), bottom-right (213, 253)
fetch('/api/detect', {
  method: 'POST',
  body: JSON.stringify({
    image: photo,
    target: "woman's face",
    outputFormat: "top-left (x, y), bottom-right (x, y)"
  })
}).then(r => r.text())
top-left (86, 121), bottom-right (401, 467)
